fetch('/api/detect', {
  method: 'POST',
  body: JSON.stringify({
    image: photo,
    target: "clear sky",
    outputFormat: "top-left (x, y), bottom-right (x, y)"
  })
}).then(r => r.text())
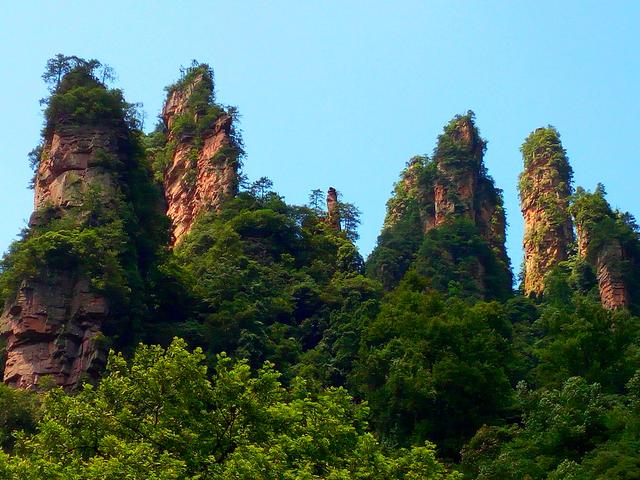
top-left (1, 1), bottom-right (639, 273)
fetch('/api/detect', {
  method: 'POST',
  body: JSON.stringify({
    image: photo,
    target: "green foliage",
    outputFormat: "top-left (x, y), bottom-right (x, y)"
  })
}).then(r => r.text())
top-left (145, 61), bottom-right (244, 182)
top-left (367, 156), bottom-right (435, 289)
top-left (434, 111), bottom-right (486, 170)
top-left (570, 185), bottom-right (640, 312)
top-left (0, 384), bottom-right (39, 451)
top-left (461, 374), bottom-right (640, 480)
top-left (0, 339), bottom-right (461, 479)
top-left (529, 291), bottom-right (640, 393)
top-left (351, 277), bottom-right (516, 458)
top-left (1, 58), bottom-right (168, 351)
top-left (42, 57), bottom-right (140, 137)
top-left (414, 218), bottom-right (512, 301)
top-left (149, 189), bottom-right (370, 381)
top-left (520, 126), bottom-right (573, 181)
top-left (367, 114), bottom-right (512, 297)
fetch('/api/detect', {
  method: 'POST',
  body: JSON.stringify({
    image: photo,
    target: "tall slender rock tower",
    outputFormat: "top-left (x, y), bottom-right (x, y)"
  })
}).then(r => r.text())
top-left (160, 64), bottom-right (242, 244)
top-left (326, 187), bottom-right (341, 230)
top-left (367, 112), bottom-right (512, 297)
top-left (0, 64), bottom-right (146, 389)
top-left (519, 127), bottom-right (574, 296)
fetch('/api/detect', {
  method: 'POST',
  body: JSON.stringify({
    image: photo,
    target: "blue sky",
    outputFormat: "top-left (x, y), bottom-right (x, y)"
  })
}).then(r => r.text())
top-left (1, 1), bottom-right (639, 272)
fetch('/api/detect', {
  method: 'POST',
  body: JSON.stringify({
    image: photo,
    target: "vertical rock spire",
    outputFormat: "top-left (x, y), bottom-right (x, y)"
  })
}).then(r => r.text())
top-left (519, 127), bottom-right (574, 296)
top-left (1, 63), bottom-right (134, 389)
top-left (326, 187), bottom-right (341, 230)
top-left (571, 186), bottom-right (632, 310)
top-left (159, 63), bottom-right (242, 244)
top-left (367, 111), bottom-right (512, 298)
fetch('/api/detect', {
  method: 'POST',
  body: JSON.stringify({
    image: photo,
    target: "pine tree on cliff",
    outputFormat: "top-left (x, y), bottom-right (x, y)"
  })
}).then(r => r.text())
top-left (0, 57), bottom-right (166, 389)
top-left (519, 127), bottom-right (574, 297)
top-left (367, 112), bottom-right (512, 300)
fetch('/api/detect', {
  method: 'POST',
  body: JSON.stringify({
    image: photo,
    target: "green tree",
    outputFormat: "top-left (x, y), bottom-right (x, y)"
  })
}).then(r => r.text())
top-left (0, 338), bottom-right (461, 480)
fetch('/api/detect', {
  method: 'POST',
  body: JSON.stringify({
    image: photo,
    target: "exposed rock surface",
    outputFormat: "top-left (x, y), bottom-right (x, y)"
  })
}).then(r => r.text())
top-left (1, 127), bottom-right (121, 389)
top-left (576, 223), bottom-right (630, 310)
top-left (519, 127), bottom-right (574, 296)
top-left (161, 72), bottom-right (239, 244)
top-left (1, 275), bottom-right (107, 389)
top-left (369, 113), bottom-right (511, 296)
top-left (432, 115), bottom-right (508, 260)
top-left (326, 187), bottom-right (340, 230)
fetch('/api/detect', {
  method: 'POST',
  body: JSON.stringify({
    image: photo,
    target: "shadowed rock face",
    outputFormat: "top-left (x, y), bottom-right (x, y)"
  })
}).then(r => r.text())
top-left (519, 127), bottom-right (574, 297)
top-left (576, 224), bottom-right (630, 310)
top-left (161, 74), bottom-right (239, 244)
top-left (1, 127), bottom-right (121, 389)
top-left (1, 276), bottom-right (107, 389)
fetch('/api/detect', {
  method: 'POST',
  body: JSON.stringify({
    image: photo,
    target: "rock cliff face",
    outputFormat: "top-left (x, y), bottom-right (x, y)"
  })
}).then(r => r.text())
top-left (571, 186), bottom-right (636, 311)
top-left (432, 114), bottom-right (508, 259)
top-left (368, 112), bottom-right (511, 297)
top-left (519, 127), bottom-right (574, 296)
top-left (576, 222), bottom-right (630, 310)
top-left (1, 126), bottom-right (123, 388)
top-left (161, 66), bottom-right (240, 244)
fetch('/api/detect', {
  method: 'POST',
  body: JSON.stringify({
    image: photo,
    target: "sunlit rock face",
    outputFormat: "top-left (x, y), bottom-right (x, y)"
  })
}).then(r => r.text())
top-left (1, 126), bottom-right (122, 389)
top-left (519, 127), bottom-right (574, 297)
top-left (161, 72), bottom-right (239, 245)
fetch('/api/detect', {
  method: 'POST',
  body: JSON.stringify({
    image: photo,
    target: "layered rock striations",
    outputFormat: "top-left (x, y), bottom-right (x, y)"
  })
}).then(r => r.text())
top-left (571, 186), bottom-right (634, 310)
top-left (159, 64), bottom-right (242, 244)
top-left (519, 127), bottom-right (574, 296)
top-left (1, 63), bottom-right (158, 389)
top-left (367, 112), bottom-right (512, 297)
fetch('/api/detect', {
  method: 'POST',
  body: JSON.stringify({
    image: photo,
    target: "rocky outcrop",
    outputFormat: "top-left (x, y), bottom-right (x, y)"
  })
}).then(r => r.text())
top-left (433, 115), bottom-right (484, 226)
top-left (32, 128), bottom-right (119, 212)
top-left (368, 112), bottom-right (511, 296)
top-left (1, 275), bottom-right (107, 389)
top-left (326, 187), bottom-right (340, 230)
top-left (572, 186), bottom-right (635, 310)
top-left (382, 156), bottom-right (435, 234)
top-left (161, 67), bottom-right (240, 244)
top-left (431, 114), bottom-right (509, 262)
top-left (519, 127), bottom-right (574, 296)
top-left (596, 241), bottom-right (630, 310)
top-left (1, 126), bottom-right (122, 389)
top-left (576, 223), bottom-right (630, 310)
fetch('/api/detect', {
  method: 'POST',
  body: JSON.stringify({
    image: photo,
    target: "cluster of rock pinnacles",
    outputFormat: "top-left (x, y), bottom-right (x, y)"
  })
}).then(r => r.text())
top-left (0, 76), bottom-right (632, 389)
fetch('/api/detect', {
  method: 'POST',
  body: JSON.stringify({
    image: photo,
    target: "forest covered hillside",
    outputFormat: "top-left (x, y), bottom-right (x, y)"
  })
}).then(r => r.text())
top-left (0, 56), bottom-right (639, 479)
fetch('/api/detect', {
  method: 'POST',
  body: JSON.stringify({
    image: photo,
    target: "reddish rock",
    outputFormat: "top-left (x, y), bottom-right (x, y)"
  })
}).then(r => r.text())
top-left (1, 275), bottom-right (107, 389)
top-left (161, 73), bottom-right (239, 244)
top-left (576, 224), bottom-right (630, 310)
top-left (326, 187), bottom-right (340, 230)
top-left (519, 127), bottom-right (573, 296)
top-left (0, 127), bottom-right (120, 389)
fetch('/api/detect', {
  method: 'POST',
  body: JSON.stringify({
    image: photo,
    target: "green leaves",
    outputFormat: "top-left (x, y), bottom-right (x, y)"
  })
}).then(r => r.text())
top-left (0, 339), bottom-right (459, 479)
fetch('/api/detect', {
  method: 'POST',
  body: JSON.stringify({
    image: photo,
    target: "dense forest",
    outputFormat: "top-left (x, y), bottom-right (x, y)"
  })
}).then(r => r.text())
top-left (0, 56), bottom-right (639, 479)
